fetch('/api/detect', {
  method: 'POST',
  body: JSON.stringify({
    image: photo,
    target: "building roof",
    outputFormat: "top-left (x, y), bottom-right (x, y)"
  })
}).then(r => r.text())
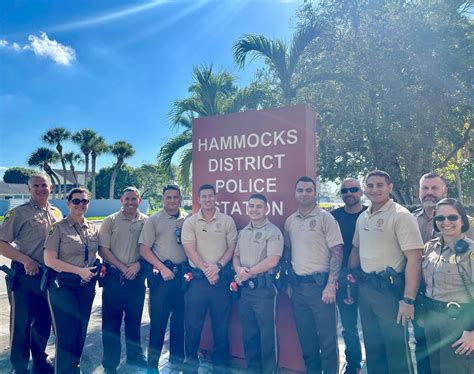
top-left (0, 182), bottom-right (30, 195)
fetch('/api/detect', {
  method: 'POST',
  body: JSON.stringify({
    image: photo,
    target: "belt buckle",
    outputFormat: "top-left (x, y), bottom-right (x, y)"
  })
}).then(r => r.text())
top-left (446, 301), bottom-right (461, 319)
top-left (172, 266), bottom-right (179, 275)
top-left (248, 280), bottom-right (255, 289)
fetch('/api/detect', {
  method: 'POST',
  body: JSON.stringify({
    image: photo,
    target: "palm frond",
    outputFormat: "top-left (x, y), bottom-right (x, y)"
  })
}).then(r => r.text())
top-left (176, 145), bottom-right (193, 191)
top-left (288, 21), bottom-right (324, 77)
top-left (157, 130), bottom-right (192, 176)
top-left (224, 85), bottom-right (266, 114)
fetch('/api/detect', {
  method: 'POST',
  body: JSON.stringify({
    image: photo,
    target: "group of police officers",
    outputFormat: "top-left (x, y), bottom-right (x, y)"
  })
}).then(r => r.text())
top-left (0, 170), bottom-right (473, 374)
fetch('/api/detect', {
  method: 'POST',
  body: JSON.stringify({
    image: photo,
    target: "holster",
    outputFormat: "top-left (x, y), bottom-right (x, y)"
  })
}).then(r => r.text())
top-left (7, 261), bottom-right (22, 292)
top-left (357, 267), bottom-right (405, 299)
top-left (242, 273), bottom-right (275, 289)
top-left (295, 271), bottom-right (329, 287)
top-left (146, 260), bottom-right (183, 288)
top-left (40, 267), bottom-right (57, 292)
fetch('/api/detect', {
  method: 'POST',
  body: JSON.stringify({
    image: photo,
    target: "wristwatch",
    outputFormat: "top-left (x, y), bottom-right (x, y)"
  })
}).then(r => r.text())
top-left (402, 297), bottom-right (415, 305)
top-left (216, 262), bottom-right (223, 270)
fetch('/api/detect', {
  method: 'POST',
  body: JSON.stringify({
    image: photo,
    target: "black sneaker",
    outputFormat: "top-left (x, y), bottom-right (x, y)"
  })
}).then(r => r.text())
top-left (31, 359), bottom-right (54, 374)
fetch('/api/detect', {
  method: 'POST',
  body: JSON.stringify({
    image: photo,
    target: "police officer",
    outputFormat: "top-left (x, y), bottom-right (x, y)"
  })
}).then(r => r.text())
top-left (349, 170), bottom-right (423, 374)
top-left (0, 173), bottom-right (62, 374)
top-left (181, 184), bottom-right (237, 374)
top-left (233, 193), bottom-right (283, 374)
top-left (139, 184), bottom-right (188, 374)
top-left (44, 187), bottom-right (99, 374)
top-left (421, 198), bottom-right (474, 373)
top-left (284, 176), bottom-right (343, 374)
top-left (98, 187), bottom-right (148, 373)
top-left (331, 178), bottom-right (366, 374)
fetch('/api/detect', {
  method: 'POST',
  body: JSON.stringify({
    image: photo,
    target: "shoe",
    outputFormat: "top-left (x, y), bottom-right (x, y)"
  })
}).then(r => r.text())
top-left (103, 368), bottom-right (117, 374)
top-left (146, 368), bottom-right (160, 374)
top-left (344, 368), bottom-right (361, 374)
top-left (127, 355), bottom-right (147, 368)
top-left (31, 359), bottom-right (54, 374)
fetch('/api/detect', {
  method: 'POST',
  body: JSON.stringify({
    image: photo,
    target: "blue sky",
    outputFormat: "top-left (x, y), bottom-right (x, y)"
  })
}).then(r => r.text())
top-left (0, 0), bottom-right (302, 177)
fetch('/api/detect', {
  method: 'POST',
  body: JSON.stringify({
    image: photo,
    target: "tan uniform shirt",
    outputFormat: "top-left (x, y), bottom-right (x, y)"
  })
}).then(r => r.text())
top-left (235, 219), bottom-right (283, 269)
top-left (99, 210), bottom-right (148, 265)
top-left (181, 208), bottom-right (237, 268)
top-left (44, 216), bottom-right (99, 268)
top-left (139, 209), bottom-right (188, 264)
top-left (353, 199), bottom-right (423, 273)
top-left (413, 207), bottom-right (474, 243)
top-left (284, 205), bottom-right (343, 275)
top-left (422, 236), bottom-right (474, 303)
top-left (0, 201), bottom-right (63, 265)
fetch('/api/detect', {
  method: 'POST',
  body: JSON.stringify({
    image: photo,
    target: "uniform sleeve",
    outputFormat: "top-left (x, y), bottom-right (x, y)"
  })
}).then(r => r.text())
top-left (0, 209), bottom-right (20, 243)
top-left (283, 217), bottom-right (291, 250)
top-left (181, 216), bottom-right (196, 244)
top-left (98, 216), bottom-right (113, 248)
top-left (266, 227), bottom-right (284, 257)
top-left (352, 217), bottom-right (361, 248)
top-left (394, 212), bottom-right (424, 251)
top-left (138, 217), bottom-right (156, 247)
top-left (226, 217), bottom-right (238, 246)
top-left (44, 224), bottom-right (61, 253)
top-left (234, 230), bottom-right (242, 256)
top-left (323, 212), bottom-right (344, 248)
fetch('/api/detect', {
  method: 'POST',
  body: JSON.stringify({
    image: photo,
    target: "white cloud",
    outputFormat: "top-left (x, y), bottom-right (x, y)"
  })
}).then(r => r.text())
top-left (0, 32), bottom-right (76, 66)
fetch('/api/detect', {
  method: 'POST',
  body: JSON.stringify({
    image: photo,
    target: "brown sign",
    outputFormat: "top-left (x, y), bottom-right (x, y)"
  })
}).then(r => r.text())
top-left (192, 105), bottom-right (317, 230)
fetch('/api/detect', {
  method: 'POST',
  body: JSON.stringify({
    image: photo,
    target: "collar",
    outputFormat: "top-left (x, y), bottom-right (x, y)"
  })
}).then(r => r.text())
top-left (296, 205), bottom-right (320, 218)
top-left (119, 209), bottom-right (143, 221)
top-left (66, 215), bottom-right (88, 228)
top-left (368, 199), bottom-right (394, 215)
top-left (29, 199), bottom-right (50, 210)
top-left (162, 208), bottom-right (184, 219)
top-left (246, 218), bottom-right (269, 230)
top-left (197, 207), bottom-right (219, 222)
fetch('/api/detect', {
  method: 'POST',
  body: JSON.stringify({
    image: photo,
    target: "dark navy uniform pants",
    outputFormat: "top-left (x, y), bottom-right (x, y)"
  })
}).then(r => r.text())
top-left (101, 272), bottom-right (146, 369)
top-left (184, 277), bottom-right (231, 372)
top-left (10, 270), bottom-right (51, 373)
top-left (47, 280), bottom-right (96, 374)
top-left (358, 282), bottom-right (414, 374)
top-left (147, 274), bottom-right (184, 369)
top-left (291, 283), bottom-right (339, 374)
top-left (238, 285), bottom-right (278, 374)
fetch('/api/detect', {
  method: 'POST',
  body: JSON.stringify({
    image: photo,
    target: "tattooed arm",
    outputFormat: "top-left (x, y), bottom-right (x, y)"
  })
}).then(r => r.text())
top-left (322, 244), bottom-right (343, 304)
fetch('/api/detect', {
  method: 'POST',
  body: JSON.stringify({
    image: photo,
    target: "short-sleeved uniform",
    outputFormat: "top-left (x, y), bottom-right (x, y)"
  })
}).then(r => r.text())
top-left (180, 208), bottom-right (237, 370)
top-left (352, 199), bottom-right (423, 374)
top-left (331, 205), bottom-right (367, 373)
top-left (138, 209), bottom-right (188, 368)
top-left (235, 219), bottom-right (283, 374)
top-left (98, 210), bottom-right (148, 370)
top-left (0, 201), bottom-right (62, 373)
top-left (44, 216), bottom-right (99, 374)
top-left (284, 206), bottom-right (343, 374)
top-left (421, 236), bottom-right (474, 373)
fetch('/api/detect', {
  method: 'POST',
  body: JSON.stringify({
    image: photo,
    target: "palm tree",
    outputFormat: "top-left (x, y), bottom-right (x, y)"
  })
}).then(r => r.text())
top-left (233, 22), bottom-right (324, 105)
top-left (109, 141), bottom-right (135, 198)
top-left (27, 147), bottom-right (60, 198)
top-left (159, 64), bottom-right (265, 189)
top-left (42, 127), bottom-right (71, 197)
top-left (90, 136), bottom-right (108, 199)
top-left (63, 151), bottom-right (82, 188)
top-left (71, 129), bottom-right (97, 187)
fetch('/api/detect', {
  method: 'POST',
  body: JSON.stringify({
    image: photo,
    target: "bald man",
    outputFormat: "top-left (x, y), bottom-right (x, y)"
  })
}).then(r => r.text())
top-left (331, 179), bottom-right (367, 374)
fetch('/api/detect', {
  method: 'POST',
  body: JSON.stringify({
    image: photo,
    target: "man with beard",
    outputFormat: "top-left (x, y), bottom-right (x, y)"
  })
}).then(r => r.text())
top-left (331, 179), bottom-right (367, 374)
top-left (413, 173), bottom-right (473, 243)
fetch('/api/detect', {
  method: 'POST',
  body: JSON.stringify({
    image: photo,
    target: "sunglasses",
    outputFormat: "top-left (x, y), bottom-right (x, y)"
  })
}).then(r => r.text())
top-left (434, 214), bottom-right (459, 222)
top-left (341, 187), bottom-right (360, 194)
top-left (70, 198), bottom-right (90, 205)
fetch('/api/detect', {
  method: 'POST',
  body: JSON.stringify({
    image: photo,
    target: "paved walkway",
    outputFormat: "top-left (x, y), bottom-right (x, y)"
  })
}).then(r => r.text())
top-left (0, 256), bottom-right (374, 374)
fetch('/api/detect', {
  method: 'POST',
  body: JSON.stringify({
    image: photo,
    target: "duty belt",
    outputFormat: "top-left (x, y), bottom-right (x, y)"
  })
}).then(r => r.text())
top-left (242, 273), bottom-right (274, 289)
top-left (424, 297), bottom-right (472, 319)
top-left (295, 272), bottom-right (328, 286)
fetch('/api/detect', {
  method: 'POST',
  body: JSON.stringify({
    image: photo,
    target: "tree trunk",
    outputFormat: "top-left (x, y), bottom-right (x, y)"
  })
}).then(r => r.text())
top-left (109, 165), bottom-right (120, 199)
top-left (454, 168), bottom-right (463, 204)
top-left (59, 152), bottom-right (68, 198)
top-left (91, 155), bottom-right (97, 199)
top-left (84, 154), bottom-right (90, 188)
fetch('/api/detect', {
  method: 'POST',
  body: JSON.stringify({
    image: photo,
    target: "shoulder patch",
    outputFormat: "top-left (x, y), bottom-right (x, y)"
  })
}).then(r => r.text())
top-left (470, 218), bottom-right (474, 227)
top-left (470, 252), bottom-right (474, 260)
top-left (52, 208), bottom-right (63, 220)
top-left (3, 210), bottom-right (14, 222)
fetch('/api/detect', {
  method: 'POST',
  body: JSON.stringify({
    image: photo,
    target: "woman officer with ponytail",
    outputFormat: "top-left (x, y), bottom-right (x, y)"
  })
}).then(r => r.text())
top-left (421, 198), bottom-right (474, 373)
top-left (44, 188), bottom-right (99, 374)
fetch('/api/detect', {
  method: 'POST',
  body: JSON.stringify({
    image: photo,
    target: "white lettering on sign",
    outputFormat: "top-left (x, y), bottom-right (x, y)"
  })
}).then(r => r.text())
top-left (215, 178), bottom-right (277, 194)
top-left (208, 154), bottom-right (285, 172)
top-left (198, 129), bottom-right (298, 152)
top-left (216, 200), bottom-right (284, 216)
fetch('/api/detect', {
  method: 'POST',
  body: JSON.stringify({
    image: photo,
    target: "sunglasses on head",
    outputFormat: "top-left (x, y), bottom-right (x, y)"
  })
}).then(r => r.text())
top-left (70, 198), bottom-right (90, 205)
top-left (434, 214), bottom-right (459, 222)
top-left (341, 187), bottom-right (360, 194)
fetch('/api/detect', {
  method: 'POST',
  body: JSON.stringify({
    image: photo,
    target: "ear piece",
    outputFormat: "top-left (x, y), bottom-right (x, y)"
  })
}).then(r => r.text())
top-left (454, 239), bottom-right (469, 255)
